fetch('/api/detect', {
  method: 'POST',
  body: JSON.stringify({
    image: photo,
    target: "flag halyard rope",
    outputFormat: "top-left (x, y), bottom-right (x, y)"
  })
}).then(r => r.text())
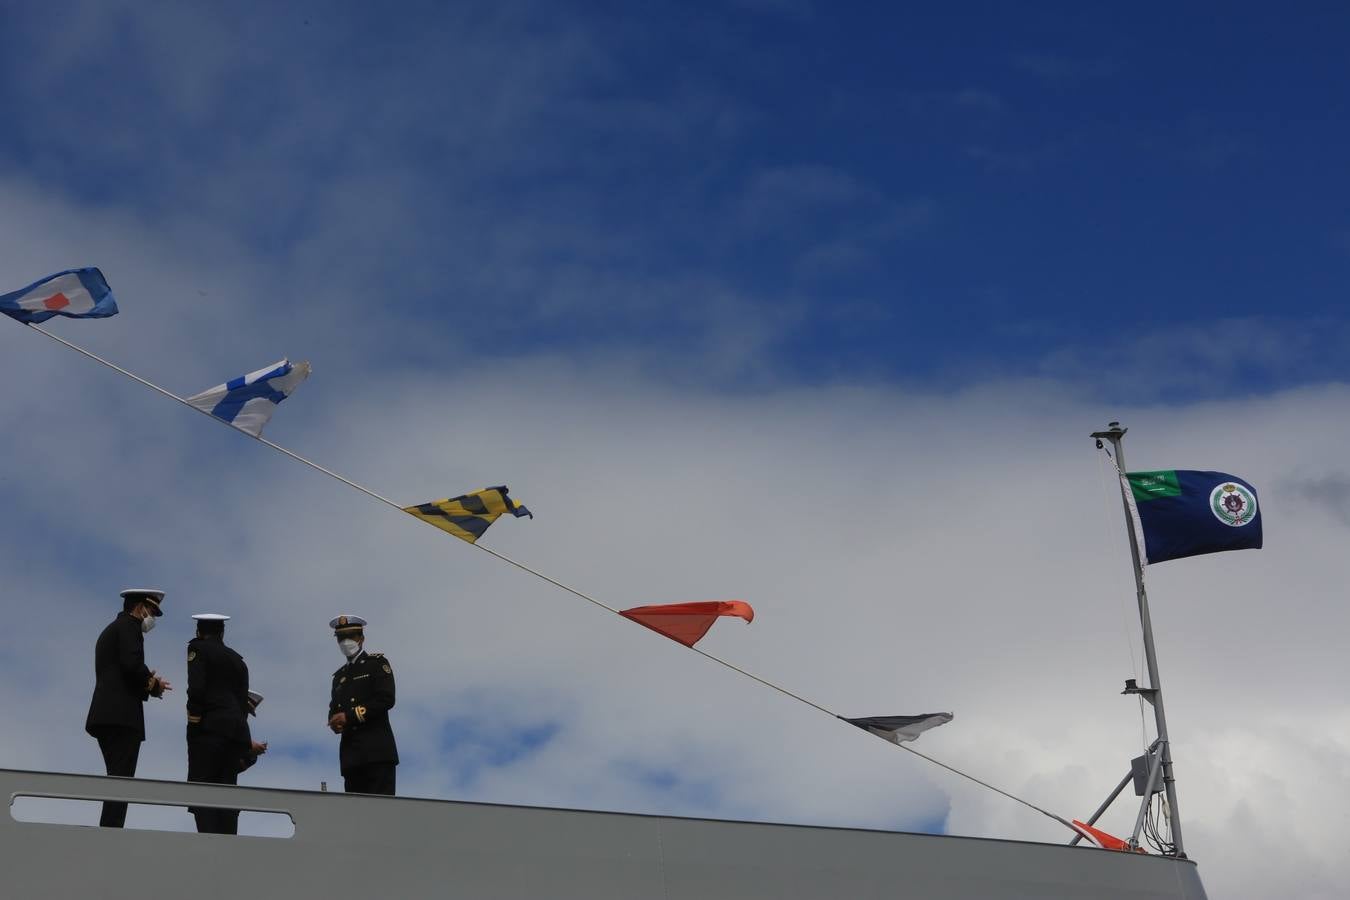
top-left (22, 321), bottom-right (1072, 831)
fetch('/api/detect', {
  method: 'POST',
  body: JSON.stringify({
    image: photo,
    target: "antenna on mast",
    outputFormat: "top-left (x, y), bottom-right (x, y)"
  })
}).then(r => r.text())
top-left (1082, 422), bottom-right (1186, 857)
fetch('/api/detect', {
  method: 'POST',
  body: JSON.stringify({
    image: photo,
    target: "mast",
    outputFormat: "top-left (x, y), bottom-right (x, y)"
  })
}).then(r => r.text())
top-left (1091, 422), bottom-right (1186, 857)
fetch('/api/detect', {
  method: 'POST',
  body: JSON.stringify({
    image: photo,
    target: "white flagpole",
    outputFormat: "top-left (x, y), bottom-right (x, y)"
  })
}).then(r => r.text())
top-left (20, 321), bottom-right (1075, 831)
top-left (1092, 422), bottom-right (1185, 856)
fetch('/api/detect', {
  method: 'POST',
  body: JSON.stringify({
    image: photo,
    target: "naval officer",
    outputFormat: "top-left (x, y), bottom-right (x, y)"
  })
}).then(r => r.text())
top-left (186, 613), bottom-right (267, 833)
top-left (328, 615), bottom-right (399, 795)
top-left (85, 588), bottom-right (173, 828)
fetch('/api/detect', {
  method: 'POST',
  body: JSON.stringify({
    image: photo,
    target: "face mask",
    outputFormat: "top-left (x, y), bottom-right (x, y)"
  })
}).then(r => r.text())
top-left (141, 615), bottom-right (157, 634)
top-left (339, 639), bottom-right (360, 659)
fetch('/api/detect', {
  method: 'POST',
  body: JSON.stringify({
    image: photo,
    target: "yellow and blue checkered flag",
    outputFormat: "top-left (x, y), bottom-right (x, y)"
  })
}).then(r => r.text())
top-left (403, 486), bottom-right (532, 544)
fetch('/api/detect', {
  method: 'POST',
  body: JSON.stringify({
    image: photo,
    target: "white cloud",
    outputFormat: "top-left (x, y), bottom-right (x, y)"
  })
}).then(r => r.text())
top-left (4, 239), bottom-right (1350, 899)
top-left (1, 19), bottom-right (1346, 890)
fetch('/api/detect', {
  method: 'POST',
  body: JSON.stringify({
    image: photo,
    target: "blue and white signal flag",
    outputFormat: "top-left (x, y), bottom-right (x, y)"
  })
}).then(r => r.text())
top-left (186, 359), bottom-right (311, 437)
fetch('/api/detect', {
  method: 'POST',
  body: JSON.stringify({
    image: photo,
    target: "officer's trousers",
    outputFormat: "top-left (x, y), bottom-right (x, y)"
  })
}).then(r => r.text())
top-left (343, 763), bottom-right (396, 796)
top-left (93, 727), bottom-right (141, 827)
top-left (186, 729), bottom-right (241, 834)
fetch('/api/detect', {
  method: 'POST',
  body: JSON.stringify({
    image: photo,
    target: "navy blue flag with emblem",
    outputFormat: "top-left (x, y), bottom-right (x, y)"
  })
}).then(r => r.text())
top-left (1123, 470), bottom-right (1262, 565)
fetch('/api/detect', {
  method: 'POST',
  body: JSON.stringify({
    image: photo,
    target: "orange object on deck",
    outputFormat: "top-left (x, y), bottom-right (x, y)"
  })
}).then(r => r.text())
top-left (1071, 820), bottom-right (1145, 853)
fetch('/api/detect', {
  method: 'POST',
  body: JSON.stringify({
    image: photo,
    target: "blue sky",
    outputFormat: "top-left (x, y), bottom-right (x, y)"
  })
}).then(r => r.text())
top-left (2, 5), bottom-right (1349, 898)
top-left (4, 2), bottom-right (1348, 397)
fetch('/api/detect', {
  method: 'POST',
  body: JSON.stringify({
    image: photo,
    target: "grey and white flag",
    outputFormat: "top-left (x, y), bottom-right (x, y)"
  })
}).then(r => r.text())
top-left (843, 712), bottom-right (953, 744)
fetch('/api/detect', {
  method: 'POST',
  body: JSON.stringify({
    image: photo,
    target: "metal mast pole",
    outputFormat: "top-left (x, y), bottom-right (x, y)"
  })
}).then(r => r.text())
top-left (1092, 422), bottom-right (1186, 857)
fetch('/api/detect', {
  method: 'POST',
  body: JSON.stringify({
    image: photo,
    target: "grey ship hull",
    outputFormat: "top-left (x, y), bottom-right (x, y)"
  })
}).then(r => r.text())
top-left (2, 768), bottom-right (1206, 899)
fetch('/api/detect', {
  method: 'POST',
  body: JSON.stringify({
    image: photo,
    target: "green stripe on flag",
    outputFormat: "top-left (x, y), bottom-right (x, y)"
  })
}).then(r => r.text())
top-left (1127, 470), bottom-right (1181, 502)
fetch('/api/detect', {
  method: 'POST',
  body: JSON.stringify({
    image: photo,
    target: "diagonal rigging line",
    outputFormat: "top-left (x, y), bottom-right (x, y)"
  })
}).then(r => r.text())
top-left (21, 320), bottom-right (1071, 829)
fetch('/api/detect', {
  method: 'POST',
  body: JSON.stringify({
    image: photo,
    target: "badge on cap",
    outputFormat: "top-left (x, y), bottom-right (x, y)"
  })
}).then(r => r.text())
top-left (329, 614), bottom-right (367, 633)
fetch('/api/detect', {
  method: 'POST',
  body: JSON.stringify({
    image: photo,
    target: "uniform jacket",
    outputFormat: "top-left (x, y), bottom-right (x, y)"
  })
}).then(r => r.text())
top-left (85, 612), bottom-right (156, 739)
top-left (186, 636), bottom-right (252, 749)
top-left (330, 650), bottom-right (398, 772)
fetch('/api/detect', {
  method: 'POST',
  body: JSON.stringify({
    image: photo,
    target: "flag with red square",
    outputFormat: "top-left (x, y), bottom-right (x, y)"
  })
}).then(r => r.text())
top-left (1, 268), bottom-right (118, 324)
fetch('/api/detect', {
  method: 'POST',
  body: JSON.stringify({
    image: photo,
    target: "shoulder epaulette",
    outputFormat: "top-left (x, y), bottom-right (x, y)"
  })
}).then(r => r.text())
top-left (368, 652), bottom-right (385, 658)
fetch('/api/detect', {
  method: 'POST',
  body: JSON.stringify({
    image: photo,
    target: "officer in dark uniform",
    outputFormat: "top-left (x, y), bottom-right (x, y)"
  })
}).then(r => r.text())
top-left (328, 615), bottom-right (398, 795)
top-left (186, 613), bottom-right (267, 834)
top-left (85, 588), bottom-right (172, 828)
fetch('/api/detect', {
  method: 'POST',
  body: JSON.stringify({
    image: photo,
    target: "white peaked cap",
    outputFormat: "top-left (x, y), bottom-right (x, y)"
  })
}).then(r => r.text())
top-left (120, 588), bottom-right (166, 601)
top-left (329, 615), bottom-right (368, 631)
top-left (191, 613), bottom-right (230, 622)
top-left (120, 589), bottom-right (165, 615)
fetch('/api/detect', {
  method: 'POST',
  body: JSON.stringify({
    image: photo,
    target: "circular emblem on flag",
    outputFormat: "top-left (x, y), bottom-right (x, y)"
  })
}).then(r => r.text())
top-left (1210, 482), bottom-right (1257, 527)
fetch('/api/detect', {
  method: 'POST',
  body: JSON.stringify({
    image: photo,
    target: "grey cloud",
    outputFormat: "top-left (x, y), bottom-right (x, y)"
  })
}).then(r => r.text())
top-left (1282, 473), bottom-right (1350, 528)
top-left (0, 5), bottom-right (928, 386)
top-left (4, 302), bottom-right (1350, 900)
top-left (734, 166), bottom-right (930, 282)
top-left (2, 23), bottom-right (1348, 897)
top-left (1034, 316), bottom-right (1350, 401)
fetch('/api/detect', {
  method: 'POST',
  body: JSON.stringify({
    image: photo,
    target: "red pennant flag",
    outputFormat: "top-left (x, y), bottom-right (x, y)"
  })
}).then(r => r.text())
top-left (619, 601), bottom-right (755, 647)
top-left (1070, 820), bottom-right (1142, 853)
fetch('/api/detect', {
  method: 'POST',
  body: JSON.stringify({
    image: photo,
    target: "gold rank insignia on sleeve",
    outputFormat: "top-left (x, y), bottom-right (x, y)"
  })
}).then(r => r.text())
top-left (187, 650), bottom-right (196, 662)
top-left (354, 705), bottom-right (367, 723)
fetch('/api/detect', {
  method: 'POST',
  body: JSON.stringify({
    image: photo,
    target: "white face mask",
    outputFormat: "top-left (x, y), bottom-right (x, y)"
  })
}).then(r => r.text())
top-left (339, 639), bottom-right (360, 659)
top-left (140, 614), bottom-right (157, 634)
